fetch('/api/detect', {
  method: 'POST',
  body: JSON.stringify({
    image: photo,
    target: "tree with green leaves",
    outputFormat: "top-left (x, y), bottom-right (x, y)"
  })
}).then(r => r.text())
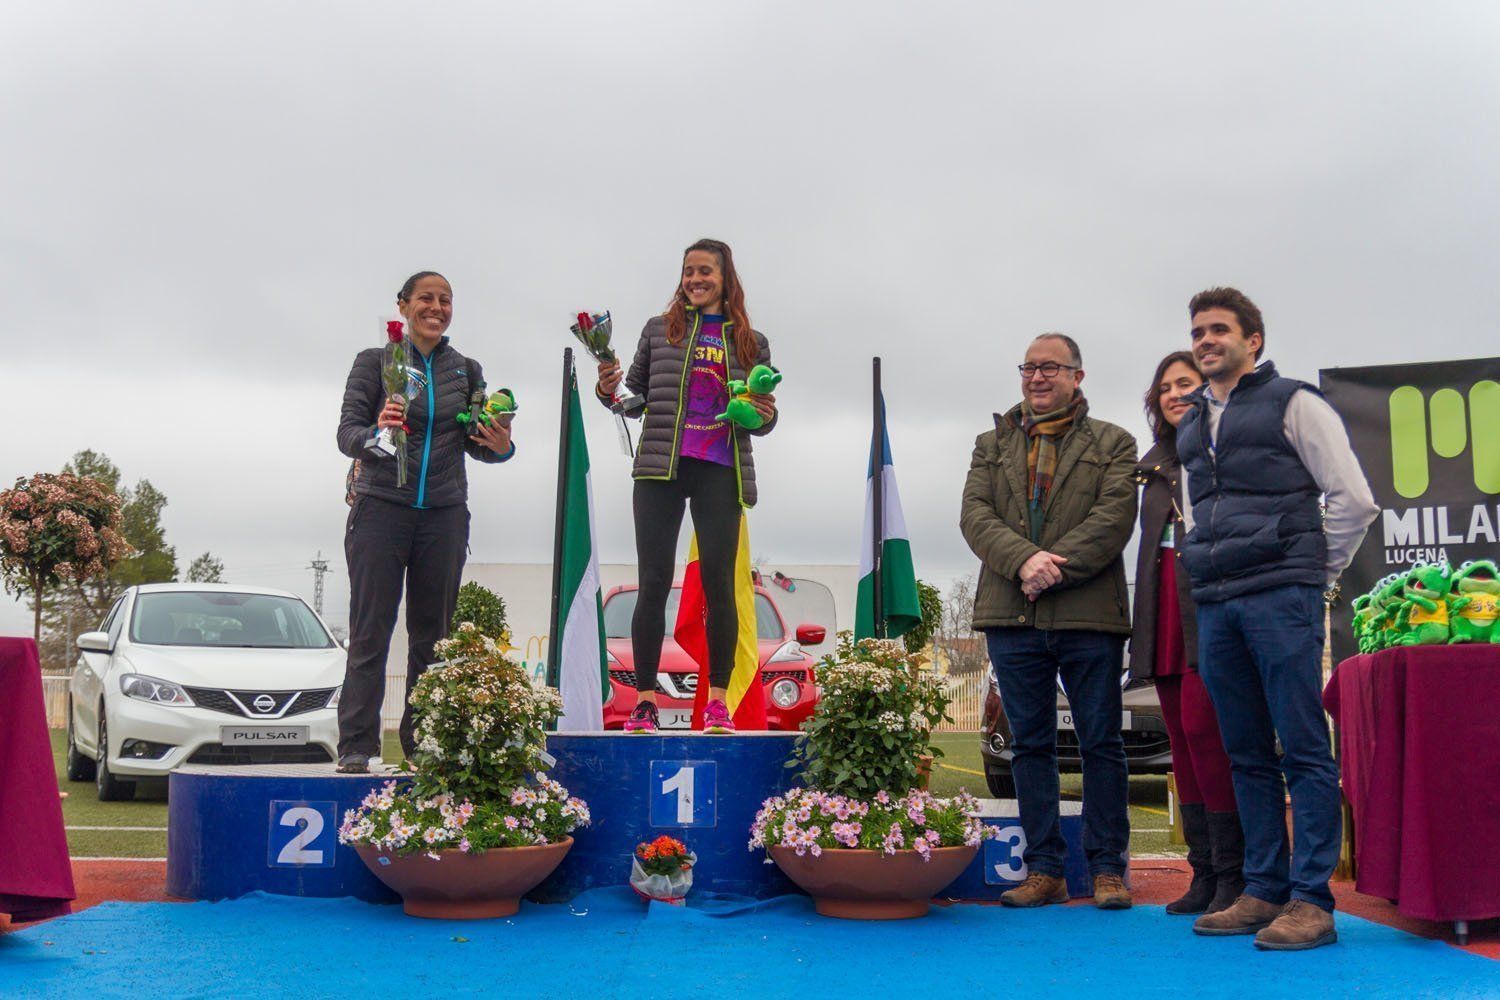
top-left (186, 552), bottom-right (226, 583)
top-left (36, 451), bottom-right (183, 670)
top-left (451, 581), bottom-right (509, 639)
top-left (903, 579), bottom-right (944, 656)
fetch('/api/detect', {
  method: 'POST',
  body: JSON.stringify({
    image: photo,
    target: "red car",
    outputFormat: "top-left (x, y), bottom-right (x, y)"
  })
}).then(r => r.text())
top-left (600, 582), bottom-right (826, 731)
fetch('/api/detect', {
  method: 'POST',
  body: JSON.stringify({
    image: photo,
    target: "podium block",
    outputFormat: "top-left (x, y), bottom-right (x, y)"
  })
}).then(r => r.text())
top-left (167, 764), bottom-right (403, 903)
top-left (535, 733), bottom-right (800, 901)
top-left (940, 800), bottom-right (1101, 900)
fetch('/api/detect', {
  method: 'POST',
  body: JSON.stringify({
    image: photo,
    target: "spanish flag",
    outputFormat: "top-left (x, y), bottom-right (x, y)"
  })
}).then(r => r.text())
top-left (673, 513), bottom-right (766, 731)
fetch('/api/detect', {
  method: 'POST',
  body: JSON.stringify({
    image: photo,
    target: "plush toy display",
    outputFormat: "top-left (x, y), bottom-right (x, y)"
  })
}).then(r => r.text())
top-left (1393, 563), bottom-right (1454, 646)
top-left (456, 387), bottom-right (517, 431)
top-left (716, 364), bottom-right (783, 430)
top-left (1449, 559), bottom-right (1500, 644)
top-left (1351, 558), bottom-right (1500, 651)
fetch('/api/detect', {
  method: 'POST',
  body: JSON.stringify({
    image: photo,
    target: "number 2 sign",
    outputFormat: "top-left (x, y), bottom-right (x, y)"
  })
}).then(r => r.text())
top-left (649, 761), bottom-right (717, 828)
top-left (267, 800), bottom-right (337, 868)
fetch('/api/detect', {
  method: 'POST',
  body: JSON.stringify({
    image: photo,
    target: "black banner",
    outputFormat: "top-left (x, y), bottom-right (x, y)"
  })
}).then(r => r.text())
top-left (1320, 358), bottom-right (1500, 663)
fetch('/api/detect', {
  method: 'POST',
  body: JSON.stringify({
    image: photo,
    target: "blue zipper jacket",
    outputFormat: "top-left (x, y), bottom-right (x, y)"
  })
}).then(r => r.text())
top-left (337, 336), bottom-right (513, 509)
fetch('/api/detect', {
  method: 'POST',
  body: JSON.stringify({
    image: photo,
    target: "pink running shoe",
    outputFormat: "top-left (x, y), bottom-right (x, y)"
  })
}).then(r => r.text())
top-left (703, 699), bottom-right (736, 734)
top-left (624, 701), bottom-right (659, 734)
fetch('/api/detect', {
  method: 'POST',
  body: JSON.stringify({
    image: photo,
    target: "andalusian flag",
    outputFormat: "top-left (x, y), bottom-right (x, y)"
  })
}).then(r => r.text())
top-left (554, 375), bottom-right (607, 732)
top-left (855, 389), bottom-right (921, 639)
top-left (674, 514), bottom-right (767, 730)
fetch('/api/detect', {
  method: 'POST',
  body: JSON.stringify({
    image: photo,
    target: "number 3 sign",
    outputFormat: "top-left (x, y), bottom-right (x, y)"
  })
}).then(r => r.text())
top-left (649, 761), bottom-right (717, 828)
top-left (267, 800), bottom-right (337, 868)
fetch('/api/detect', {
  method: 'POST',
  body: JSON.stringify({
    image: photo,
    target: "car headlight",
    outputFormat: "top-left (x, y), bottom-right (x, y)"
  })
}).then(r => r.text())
top-left (767, 641), bottom-right (803, 664)
top-left (119, 673), bottom-right (194, 706)
top-left (327, 685), bottom-right (342, 709)
top-left (770, 678), bottom-right (802, 708)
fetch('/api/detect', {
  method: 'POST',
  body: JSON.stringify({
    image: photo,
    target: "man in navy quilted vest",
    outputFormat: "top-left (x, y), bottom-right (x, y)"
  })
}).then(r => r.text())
top-left (1174, 287), bottom-right (1377, 951)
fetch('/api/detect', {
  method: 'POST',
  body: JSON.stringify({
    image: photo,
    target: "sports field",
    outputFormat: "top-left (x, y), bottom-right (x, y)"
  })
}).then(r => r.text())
top-left (49, 729), bottom-right (1183, 860)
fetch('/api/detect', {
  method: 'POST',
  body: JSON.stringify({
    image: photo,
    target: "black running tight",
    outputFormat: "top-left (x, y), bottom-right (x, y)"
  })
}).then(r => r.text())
top-left (632, 458), bottom-right (741, 692)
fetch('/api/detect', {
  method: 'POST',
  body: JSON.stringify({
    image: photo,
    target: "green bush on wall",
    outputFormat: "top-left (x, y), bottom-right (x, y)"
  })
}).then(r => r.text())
top-left (451, 581), bottom-right (509, 639)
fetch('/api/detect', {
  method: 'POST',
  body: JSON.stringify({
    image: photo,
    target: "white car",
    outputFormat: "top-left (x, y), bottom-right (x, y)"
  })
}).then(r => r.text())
top-left (67, 583), bottom-right (345, 800)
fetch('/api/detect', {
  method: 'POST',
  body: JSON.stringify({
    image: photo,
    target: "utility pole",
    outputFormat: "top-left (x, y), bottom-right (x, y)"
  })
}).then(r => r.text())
top-left (309, 550), bottom-right (330, 615)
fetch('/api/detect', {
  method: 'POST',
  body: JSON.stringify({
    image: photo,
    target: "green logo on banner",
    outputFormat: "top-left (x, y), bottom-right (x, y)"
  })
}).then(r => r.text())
top-left (1389, 380), bottom-right (1500, 499)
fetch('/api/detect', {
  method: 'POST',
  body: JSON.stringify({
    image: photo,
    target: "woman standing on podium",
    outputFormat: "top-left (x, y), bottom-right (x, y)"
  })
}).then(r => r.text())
top-left (596, 239), bottom-right (778, 735)
top-left (334, 271), bottom-right (516, 773)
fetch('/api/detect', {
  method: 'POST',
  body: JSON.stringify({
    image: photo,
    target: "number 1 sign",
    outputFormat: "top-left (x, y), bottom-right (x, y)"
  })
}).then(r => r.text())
top-left (649, 761), bottom-right (717, 829)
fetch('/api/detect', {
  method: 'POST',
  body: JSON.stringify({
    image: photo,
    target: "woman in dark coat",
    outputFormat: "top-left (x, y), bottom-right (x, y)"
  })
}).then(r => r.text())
top-left (1130, 351), bottom-right (1243, 914)
top-left (595, 239), bottom-right (778, 735)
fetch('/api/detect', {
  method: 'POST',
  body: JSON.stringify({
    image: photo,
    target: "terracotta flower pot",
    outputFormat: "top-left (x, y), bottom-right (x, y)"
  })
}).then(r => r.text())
top-left (768, 843), bottom-right (977, 919)
top-left (354, 837), bottom-right (573, 919)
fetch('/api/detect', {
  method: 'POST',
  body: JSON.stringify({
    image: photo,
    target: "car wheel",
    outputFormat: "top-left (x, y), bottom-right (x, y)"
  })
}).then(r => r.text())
top-left (95, 710), bottom-right (136, 802)
top-left (985, 765), bottom-right (1017, 800)
top-left (66, 698), bottom-right (97, 782)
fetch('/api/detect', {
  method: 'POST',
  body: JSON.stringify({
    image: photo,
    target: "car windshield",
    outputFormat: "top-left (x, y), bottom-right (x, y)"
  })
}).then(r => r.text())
top-left (602, 589), bottom-right (784, 641)
top-left (129, 592), bottom-right (334, 649)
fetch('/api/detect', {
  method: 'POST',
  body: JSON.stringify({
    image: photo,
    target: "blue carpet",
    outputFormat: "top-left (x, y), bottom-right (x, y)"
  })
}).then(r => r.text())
top-left (1, 890), bottom-right (1496, 999)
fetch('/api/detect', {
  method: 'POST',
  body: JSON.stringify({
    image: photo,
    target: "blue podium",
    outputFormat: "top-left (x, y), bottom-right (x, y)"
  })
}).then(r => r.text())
top-left (165, 738), bottom-right (1099, 905)
top-left (535, 732), bottom-right (801, 900)
top-left (167, 763), bottom-right (404, 903)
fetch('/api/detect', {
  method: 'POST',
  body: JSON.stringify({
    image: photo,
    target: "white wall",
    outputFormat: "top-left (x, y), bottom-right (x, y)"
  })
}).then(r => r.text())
top-left (378, 562), bottom-right (859, 728)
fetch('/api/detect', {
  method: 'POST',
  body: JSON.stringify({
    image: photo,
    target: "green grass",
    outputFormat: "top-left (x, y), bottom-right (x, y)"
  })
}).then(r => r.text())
top-left (49, 730), bottom-right (1184, 860)
top-left (51, 730), bottom-right (169, 858)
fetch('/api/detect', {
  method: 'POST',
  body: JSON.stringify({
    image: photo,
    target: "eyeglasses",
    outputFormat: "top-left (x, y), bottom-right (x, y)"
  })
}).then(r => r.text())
top-left (1017, 362), bottom-right (1078, 379)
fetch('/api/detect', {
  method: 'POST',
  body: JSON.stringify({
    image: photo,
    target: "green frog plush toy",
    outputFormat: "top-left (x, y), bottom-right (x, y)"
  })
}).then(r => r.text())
top-left (1351, 593), bottom-right (1378, 653)
top-left (456, 387), bottom-right (517, 431)
top-left (1367, 574), bottom-right (1409, 651)
top-left (716, 365), bottom-right (782, 430)
top-left (1393, 562), bottom-right (1454, 646)
top-left (1448, 559), bottom-right (1500, 644)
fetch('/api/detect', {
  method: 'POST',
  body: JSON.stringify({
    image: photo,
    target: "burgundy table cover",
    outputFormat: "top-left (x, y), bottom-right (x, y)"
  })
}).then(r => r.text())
top-left (0, 636), bottom-right (75, 921)
top-left (1323, 645), bottom-right (1500, 923)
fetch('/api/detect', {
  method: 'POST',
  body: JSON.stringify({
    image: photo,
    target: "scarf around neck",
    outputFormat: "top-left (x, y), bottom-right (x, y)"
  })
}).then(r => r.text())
top-left (1012, 396), bottom-right (1083, 543)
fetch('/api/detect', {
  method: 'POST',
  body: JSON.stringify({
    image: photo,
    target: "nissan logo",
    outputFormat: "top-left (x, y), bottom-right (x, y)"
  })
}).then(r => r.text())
top-left (252, 694), bottom-right (277, 713)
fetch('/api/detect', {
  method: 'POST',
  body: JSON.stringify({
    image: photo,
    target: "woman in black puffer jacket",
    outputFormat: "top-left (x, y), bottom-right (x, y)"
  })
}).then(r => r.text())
top-left (596, 239), bottom-right (778, 735)
top-left (334, 271), bottom-right (515, 772)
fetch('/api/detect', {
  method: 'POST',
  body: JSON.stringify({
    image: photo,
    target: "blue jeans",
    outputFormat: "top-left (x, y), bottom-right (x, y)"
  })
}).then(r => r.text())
top-left (984, 628), bottom-right (1129, 877)
top-left (1196, 584), bottom-right (1341, 911)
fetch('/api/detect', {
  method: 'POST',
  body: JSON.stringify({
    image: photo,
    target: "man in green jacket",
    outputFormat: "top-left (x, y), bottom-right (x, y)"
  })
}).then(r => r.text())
top-left (960, 333), bottom-right (1138, 910)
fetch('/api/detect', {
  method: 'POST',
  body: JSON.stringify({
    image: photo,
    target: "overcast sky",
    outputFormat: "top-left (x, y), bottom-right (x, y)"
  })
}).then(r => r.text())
top-left (4, 1), bottom-right (1498, 635)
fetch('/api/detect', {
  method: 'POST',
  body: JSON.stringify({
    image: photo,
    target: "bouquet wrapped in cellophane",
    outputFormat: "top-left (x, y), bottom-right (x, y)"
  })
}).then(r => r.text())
top-left (374, 318), bottom-right (411, 487)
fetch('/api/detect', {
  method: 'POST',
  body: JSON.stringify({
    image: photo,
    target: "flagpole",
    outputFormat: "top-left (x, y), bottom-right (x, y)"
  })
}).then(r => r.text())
top-left (871, 356), bottom-right (886, 639)
top-left (547, 348), bottom-right (574, 690)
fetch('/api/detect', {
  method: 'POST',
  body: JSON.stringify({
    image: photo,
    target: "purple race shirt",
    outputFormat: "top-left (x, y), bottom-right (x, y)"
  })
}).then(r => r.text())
top-left (678, 318), bottom-right (734, 466)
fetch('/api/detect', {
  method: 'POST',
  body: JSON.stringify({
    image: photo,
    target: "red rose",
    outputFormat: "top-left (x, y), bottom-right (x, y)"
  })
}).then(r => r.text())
top-left (576, 312), bottom-right (593, 331)
top-left (386, 320), bottom-right (405, 342)
top-left (401, 423), bottom-right (411, 435)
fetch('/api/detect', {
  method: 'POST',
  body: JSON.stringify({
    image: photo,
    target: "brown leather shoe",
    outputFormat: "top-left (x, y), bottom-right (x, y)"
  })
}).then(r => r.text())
top-left (1192, 894), bottom-right (1283, 936)
top-left (1000, 872), bottom-right (1069, 908)
top-left (1092, 873), bottom-right (1133, 910)
top-left (1254, 900), bottom-right (1338, 951)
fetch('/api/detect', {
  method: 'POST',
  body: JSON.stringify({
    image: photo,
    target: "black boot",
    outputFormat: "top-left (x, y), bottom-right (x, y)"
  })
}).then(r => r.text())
top-left (1205, 810), bottom-right (1246, 914)
top-left (1166, 802), bottom-right (1217, 915)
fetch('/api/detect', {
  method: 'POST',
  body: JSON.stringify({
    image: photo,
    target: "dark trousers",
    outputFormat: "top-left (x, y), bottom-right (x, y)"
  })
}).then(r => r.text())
top-left (633, 458), bottom-right (740, 691)
top-left (1156, 672), bottom-right (1238, 812)
top-left (1196, 584), bottom-right (1340, 911)
top-left (984, 627), bottom-right (1130, 877)
top-left (339, 495), bottom-right (468, 759)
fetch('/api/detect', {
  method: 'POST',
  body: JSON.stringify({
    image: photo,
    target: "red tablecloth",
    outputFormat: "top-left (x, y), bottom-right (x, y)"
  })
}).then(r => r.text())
top-left (0, 637), bottom-right (75, 921)
top-left (1323, 644), bottom-right (1500, 923)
